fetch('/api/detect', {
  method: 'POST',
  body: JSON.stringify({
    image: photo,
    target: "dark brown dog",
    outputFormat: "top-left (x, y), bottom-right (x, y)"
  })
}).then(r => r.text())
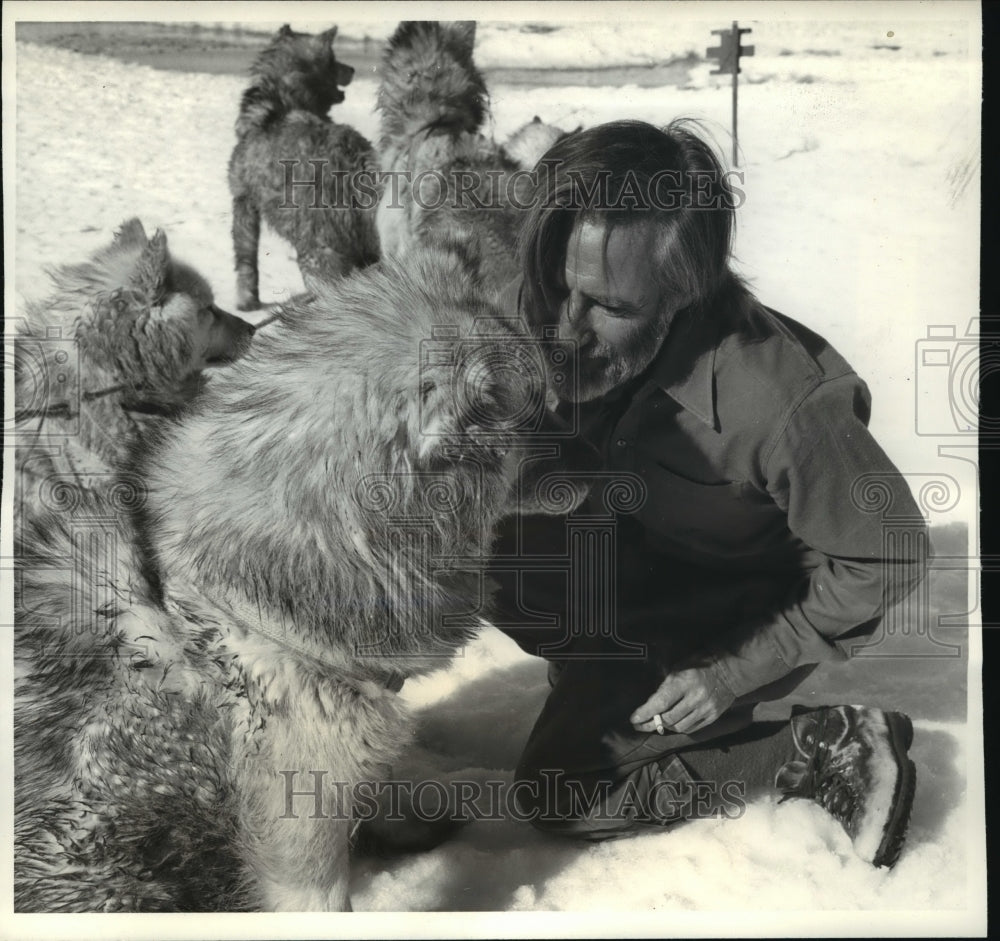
top-left (228, 25), bottom-right (379, 310)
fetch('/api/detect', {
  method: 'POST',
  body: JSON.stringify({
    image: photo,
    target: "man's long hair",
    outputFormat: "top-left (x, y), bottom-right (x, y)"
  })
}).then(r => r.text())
top-left (518, 119), bottom-right (743, 327)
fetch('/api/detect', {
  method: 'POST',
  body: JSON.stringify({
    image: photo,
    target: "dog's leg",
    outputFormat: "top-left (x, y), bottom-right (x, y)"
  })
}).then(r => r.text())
top-left (232, 192), bottom-right (261, 311)
top-left (257, 824), bottom-right (352, 913)
top-left (375, 182), bottom-right (413, 261)
top-left (235, 666), bottom-right (405, 912)
top-left (237, 712), bottom-right (353, 910)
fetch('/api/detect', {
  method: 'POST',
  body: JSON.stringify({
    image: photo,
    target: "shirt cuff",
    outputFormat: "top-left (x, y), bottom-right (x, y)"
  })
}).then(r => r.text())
top-left (707, 630), bottom-right (797, 699)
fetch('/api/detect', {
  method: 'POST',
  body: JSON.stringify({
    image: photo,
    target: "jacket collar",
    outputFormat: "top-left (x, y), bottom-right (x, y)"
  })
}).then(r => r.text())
top-left (646, 308), bottom-right (720, 429)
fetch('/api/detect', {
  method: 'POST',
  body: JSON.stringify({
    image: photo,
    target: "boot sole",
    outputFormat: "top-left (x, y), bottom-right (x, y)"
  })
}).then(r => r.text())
top-left (872, 711), bottom-right (916, 868)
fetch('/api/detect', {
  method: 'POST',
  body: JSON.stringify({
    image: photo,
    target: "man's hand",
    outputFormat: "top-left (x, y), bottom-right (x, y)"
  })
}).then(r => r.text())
top-left (630, 665), bottom-right (735, 736)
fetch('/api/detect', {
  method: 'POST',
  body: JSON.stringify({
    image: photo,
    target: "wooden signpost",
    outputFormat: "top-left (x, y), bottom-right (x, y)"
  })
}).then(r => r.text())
top-left (707, 22), bottom-right (754, 166)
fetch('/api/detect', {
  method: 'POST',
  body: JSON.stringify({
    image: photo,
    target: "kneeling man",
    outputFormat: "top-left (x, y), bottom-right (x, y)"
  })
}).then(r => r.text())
top-left (493, 120), bottom-right (925, 868)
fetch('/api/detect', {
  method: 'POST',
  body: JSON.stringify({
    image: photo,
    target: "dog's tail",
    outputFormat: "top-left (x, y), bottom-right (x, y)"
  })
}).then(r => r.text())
top-left (377, 21), bottom-right (488, 149)
top-left (235, 85), bottom-right (283, 137)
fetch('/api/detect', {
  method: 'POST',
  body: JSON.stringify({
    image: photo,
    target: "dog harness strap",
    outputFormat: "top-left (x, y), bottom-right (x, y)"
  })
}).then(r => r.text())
top-left (166, 589), bottom-right (400, 692)
top-left (15, 384), bottom-right (134, 421)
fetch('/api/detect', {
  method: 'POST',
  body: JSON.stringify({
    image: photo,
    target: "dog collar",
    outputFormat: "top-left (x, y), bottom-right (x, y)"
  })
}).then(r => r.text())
top-left (162, 586), bottom-right (404, 694)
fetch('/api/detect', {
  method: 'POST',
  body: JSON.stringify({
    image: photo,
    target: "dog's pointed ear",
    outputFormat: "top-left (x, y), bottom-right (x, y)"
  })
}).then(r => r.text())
top-left (113, 217), bottom-right (148, 249)
top-left (279, 24), bottom-right (293, 37)
top-left (321, 25), bottom-right (338, 45)
top-left (449, 21), bottom-right (476, 50)
top-left (129, 229), bottom-right (169, 303)
top-left (532, 115), bottom-right (542, 124)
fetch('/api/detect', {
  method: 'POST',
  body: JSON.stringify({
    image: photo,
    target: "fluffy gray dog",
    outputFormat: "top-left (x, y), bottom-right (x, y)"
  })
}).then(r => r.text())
top-left (15, 240), bottom-right (593, 912)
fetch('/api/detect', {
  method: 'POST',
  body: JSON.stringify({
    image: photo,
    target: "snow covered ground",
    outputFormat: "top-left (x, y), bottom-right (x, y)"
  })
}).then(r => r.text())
top-left (3, 2), bottom-right (985, 936)
top-left (357, 629), bottom-right (975, 915)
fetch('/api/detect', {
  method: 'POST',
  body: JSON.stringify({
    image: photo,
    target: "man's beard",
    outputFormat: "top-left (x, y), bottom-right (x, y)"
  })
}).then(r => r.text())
top-left (558, 312), bottom-right (673, 403)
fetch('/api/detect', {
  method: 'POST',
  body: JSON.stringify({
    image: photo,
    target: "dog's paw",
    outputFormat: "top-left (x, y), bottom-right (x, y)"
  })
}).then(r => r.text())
top-left (352, 808), bottom-right (467, 857)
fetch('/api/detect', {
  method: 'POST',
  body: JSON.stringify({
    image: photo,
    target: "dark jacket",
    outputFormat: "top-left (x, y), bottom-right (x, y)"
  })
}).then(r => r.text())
top-left (501, 279), bottom-right (929, 697)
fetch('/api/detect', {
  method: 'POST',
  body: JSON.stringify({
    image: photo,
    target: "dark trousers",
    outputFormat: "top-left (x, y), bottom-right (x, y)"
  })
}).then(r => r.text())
top-left (509, 655), bottom-right (812, 838)
top-left (491, 514), bottom-right (815, 838)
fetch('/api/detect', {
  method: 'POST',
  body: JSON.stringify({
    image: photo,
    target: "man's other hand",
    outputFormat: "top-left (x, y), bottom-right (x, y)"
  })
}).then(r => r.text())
top-left (630, 665), bottom-right (736, 735)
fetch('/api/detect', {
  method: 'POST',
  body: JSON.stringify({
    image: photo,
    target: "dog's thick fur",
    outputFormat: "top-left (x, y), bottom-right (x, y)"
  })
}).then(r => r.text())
top-left (15, 219), bottom-right (253, 522)
top-left (376, 22), bottom-right (546, 291)
top-left (15, 239), bottom-right (591, 912)
top-left (229, 24), bottom-right (380, 310)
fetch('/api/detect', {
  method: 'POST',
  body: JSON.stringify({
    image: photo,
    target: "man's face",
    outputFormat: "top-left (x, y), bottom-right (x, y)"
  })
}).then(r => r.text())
top-left (554, 217), bottom-right (681, 402)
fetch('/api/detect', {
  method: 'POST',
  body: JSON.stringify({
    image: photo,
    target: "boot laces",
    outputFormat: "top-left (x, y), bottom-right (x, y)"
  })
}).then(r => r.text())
top-left (780, 711), bottom-right (858, 824)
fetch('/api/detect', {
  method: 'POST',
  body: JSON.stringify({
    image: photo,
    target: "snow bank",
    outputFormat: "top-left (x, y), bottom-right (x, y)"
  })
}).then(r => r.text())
top-left (354, 627), bottom-right (974, 914)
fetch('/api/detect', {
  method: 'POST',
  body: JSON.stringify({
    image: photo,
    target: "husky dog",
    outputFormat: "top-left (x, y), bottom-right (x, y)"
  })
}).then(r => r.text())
top-left (228, 24), bottom-right (379, 310)
top-left (15, 240), bottom-right (593, 912)
top-left (501, 116), bottom-right (580, 171)
top-left (376, 21), bottom-right (547, 291)
top-left (14, 218), bottom-right (253, 522)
